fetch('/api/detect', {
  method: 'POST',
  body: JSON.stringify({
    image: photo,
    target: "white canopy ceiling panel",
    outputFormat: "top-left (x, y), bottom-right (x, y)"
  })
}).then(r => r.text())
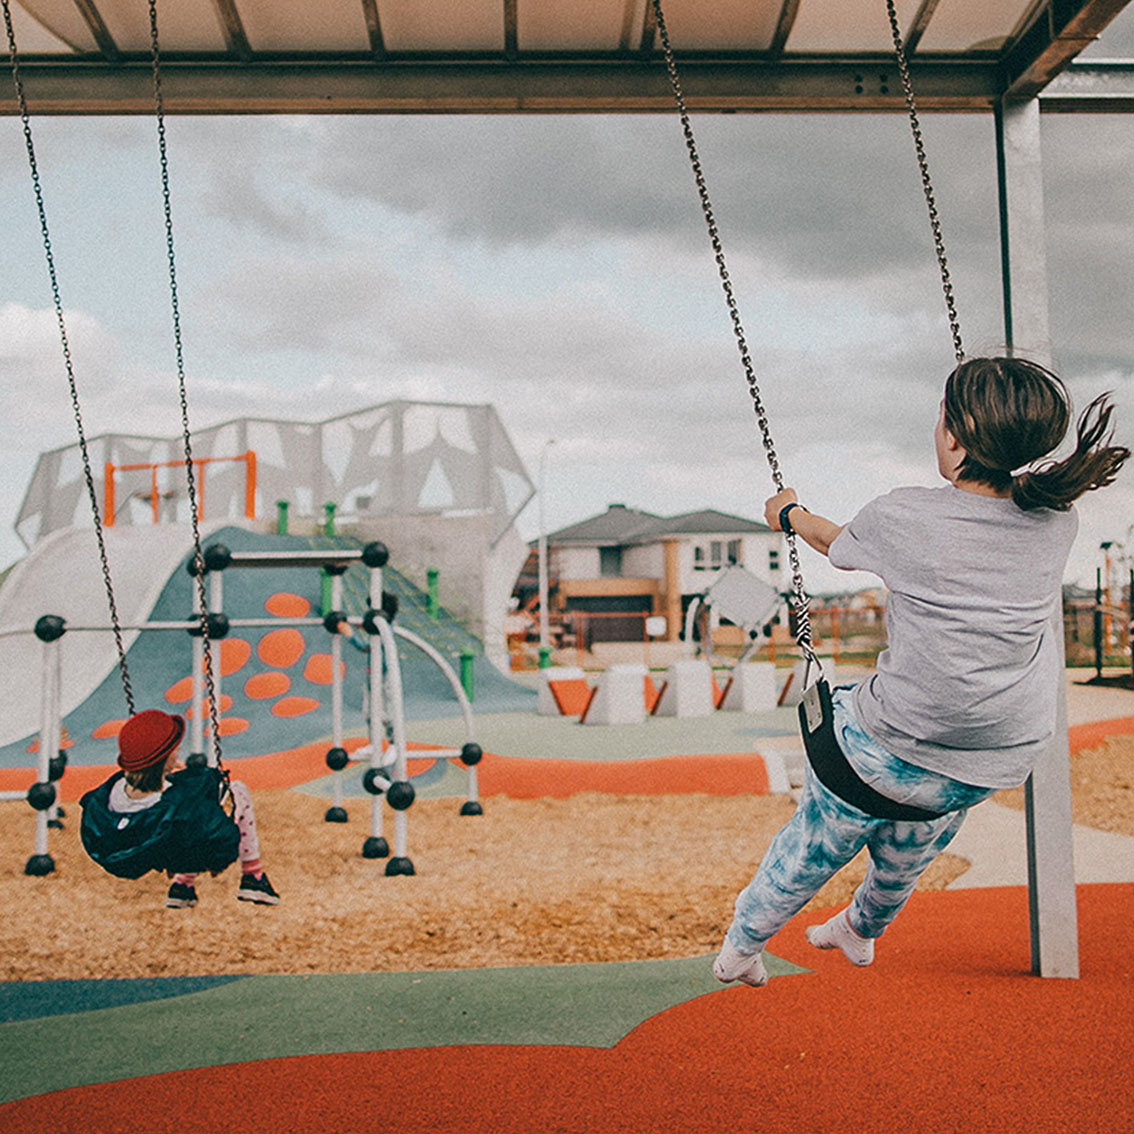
top-left (9, 0), bottom-right (88, 52)
top-left (654, 0), bottom-right (782, 51)
top-left (518, 0), bottom-right (636, 52)
top-left (787, 0), bottom-right (923, 53)
top-left (917, 0), bottom-right (1042, 52)
top-left (75, 0), bottom-right (227, 53)
top-left (237, 0), bottom-right (372, 53)
top-left (379, 0), bottom-right (504, 52)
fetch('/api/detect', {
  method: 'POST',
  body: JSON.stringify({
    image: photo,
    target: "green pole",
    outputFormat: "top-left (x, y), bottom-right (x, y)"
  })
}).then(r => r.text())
top-left (323, 502), bottom-right (336, 537)
top-left (427, 568), bottom-right (440, 620)
top-left (275, 500), bottom-right (289, 535)
top-left (459, 651), bottom-right (475, 702)
top-left (321, 571), bottom-right (332, 617)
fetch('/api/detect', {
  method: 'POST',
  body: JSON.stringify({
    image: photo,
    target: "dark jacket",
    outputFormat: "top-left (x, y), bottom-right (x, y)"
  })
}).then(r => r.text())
top-left (80, 765), bottom-right (240, 879)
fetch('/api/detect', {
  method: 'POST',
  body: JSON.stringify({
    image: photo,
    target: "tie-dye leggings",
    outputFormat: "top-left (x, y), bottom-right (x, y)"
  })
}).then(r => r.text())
top-left (726, 685), bottom-right (993, 953)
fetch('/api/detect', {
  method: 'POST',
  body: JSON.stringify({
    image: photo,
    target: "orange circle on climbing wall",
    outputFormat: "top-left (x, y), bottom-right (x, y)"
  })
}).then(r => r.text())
top-left (271, 696), bottom-right (320, 718)
top-left (165, 677), bottom-right (194, 704)
top-left (303, 653), bottom-right (345, 685)
top-left (219, 638), bottom-right (252, 676)
top-left (244, 672), bottom-right (291, 700)
top-left (91, 720), bottom-right (127, 739)
top-left (265, 592), bottom-right (311, 618)
top-left (190, 695), bottom-right (234, 720)
top-left (216, 718), bottom-right (249, 737)
top-left (257, 628), bottom-right (306, 669)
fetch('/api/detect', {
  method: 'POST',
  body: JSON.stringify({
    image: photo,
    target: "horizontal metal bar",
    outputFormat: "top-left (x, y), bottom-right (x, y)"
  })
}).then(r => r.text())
top-left (0, 59), bottom-right (1006, 115)
top-left (1038, 61), bottom-right (1134, 112)
top-left (222, 550), bottom-right (367, 567)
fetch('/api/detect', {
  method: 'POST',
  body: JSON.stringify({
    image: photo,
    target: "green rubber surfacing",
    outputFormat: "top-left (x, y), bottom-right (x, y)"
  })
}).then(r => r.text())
top-left (0, 953), bottom-right (808, 1105)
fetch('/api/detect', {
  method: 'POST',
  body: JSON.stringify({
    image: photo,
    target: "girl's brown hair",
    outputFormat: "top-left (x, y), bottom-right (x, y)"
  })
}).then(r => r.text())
top-left (124, 762), bottom-right (168, 794)
top-left (944, 357), bottom-right (1129, 511)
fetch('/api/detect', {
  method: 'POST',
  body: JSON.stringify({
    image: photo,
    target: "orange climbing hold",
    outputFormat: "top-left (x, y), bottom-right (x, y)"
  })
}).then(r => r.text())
top-left (265, 592), bottom-right (311, 618)
top-left (303, 653), bottom-right (345, 686)
top-left (257, 628), bottom-right (306, 669)
top-left (164, 677), bottom-right (194, 704)
top-left (219, 637), bottom-right (252, 676)
top-left (244, 672), bottom-right (291, 700)
top-left (91, 720), bottom-right (127, 739)
top-left (271, 696), bottom-right (320, 718)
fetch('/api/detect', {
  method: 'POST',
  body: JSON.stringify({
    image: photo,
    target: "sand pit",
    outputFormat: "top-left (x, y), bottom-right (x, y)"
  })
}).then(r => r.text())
top-left (1, 732), bottom-right (1125, 981)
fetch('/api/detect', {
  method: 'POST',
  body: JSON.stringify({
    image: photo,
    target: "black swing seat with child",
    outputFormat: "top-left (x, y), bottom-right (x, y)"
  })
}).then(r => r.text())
top-left (6, 0), bottom-right (244, 877)
top-left (80, 765), bottom-right (239, 881)
top-left (653, 0), bottom-right (965, 825)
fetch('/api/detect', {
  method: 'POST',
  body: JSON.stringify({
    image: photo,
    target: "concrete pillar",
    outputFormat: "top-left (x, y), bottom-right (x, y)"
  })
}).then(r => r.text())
top-left (996, 97), bottom-right (1078, 979)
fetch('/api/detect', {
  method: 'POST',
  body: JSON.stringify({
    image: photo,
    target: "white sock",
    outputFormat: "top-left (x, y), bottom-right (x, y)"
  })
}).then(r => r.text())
top-left (805, 908), bottom-right (874, 966)
top-left (712, 939), bottom-right (769, 987)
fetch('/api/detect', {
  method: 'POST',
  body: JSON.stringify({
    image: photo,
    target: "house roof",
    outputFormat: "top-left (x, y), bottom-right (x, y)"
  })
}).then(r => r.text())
top-left (545, 503), bottom-right (770, 546)
top-left (547, 503), bottom-right (663, 546)
top-left (647, 508), bottom-right (772, 537)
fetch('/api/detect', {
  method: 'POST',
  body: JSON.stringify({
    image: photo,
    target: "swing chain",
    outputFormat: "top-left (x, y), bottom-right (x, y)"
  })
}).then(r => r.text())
top-left (650, 0), bottom-right (819, 672)
top-left (147, 0), bottom-right (224, 769)
top-left (2, 0), bottom-right (136, 715)
top-left (884, 0), bottom-right (964, 363)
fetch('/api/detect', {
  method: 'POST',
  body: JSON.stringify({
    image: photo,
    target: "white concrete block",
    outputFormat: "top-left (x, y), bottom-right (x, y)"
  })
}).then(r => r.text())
top-left (653, 658), bottom-right (714, 718)
top-left (581, 664), bottom-right (647, 726)
top-left (719, 662), bottom-right (778, 712)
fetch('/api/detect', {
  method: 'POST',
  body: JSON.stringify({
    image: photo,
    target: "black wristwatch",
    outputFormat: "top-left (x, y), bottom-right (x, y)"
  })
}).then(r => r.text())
top-left (778, 502), bottom-right (806, 535)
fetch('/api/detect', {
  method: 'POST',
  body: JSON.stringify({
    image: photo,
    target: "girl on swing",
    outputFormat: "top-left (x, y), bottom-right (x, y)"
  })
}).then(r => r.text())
top-left (81, 709), bottom-right (280, 908)
top-left (715, 356), bottom-right (1128, 986)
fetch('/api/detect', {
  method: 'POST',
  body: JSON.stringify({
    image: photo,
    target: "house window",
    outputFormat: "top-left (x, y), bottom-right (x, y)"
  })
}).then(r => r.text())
top-left (694, 541), bottom-right (727, 571)
top-left (599, 546), bottom-right (623, 577)
top-left (769, 548), bottom-right (780, 572)
top-left (727, 539), bottom-right (742, 566)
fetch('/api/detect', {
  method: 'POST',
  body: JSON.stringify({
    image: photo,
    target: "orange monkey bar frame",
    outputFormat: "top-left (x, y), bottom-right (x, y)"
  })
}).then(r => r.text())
top-left (103, 451), bottom-right (257, 527)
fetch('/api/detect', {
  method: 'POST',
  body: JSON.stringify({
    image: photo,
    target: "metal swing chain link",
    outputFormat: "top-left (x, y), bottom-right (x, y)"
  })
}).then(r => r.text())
top-left (884, 0), bottom-right (965, 363)
top-left (2, 0), bottom-right (136, 715)
top-left (148, 0), bottom-right (223, 769)
top-left (650, 0), bottom-right (819, 673)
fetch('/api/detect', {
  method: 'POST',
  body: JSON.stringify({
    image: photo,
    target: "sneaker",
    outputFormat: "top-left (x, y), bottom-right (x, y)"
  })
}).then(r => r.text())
top-left (712, 939), bottom-right (769, 987)
top-left (165, 881), bottom-right (198, 909)
top-left (237, 872), bottom-right (280, 906)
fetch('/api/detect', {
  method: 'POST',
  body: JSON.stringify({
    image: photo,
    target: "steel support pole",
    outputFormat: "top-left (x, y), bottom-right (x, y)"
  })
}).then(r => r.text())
top-left (995, 96), bottom-right (1079, 978)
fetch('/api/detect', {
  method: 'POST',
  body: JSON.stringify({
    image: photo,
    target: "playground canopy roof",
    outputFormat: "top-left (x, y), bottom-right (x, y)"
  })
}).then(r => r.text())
top-left (4, 0), bottom-right (1134, 115)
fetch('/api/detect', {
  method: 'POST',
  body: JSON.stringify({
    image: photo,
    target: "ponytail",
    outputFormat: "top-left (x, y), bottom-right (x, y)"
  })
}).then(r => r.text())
top-left (1011, 393), bottom-right (1130, 511)
top-left (945, 358), bottom-right (1130, 512)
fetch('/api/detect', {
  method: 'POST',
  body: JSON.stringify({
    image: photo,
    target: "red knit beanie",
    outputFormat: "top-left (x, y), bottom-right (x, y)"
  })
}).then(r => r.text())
top-left (117, 710), bottom-right (185, 772)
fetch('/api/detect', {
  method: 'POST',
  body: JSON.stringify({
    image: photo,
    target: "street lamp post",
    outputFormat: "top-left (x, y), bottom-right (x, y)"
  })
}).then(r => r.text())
top-left (538, 440), bottom-right (555, 669)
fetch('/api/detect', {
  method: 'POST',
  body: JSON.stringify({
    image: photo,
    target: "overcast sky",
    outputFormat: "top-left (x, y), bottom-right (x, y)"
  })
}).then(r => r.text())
top-left (2, 15), bottom-right (1133, 596)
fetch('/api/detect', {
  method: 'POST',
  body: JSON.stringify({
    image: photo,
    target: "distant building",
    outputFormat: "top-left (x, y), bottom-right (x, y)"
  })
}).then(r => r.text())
top-left (516, 503), bottom-right (782, 643)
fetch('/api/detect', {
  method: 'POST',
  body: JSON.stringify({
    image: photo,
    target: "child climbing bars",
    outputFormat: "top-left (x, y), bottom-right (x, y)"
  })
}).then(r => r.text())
top-left (80, 709), bottom-right (280, 908)
top-left (715, 356), bottom-right (1129, 987)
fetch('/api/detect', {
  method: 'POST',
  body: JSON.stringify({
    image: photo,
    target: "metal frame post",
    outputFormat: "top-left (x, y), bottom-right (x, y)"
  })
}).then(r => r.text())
top-left (996, 95), bottom-right (1079, 978)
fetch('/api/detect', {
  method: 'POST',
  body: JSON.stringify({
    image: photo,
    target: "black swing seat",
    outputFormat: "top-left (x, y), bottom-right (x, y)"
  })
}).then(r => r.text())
top-left (80, 765), bottom-right (240, 879)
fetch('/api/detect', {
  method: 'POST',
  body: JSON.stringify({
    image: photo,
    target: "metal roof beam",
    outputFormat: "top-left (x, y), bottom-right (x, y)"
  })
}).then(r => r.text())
top-left (70, 0), bottom-right (119, 62)
top-left (1037, 59), bottom-right (1134, 109)
top-left (1004, 0), bottom-right (1131, 98)
top-left (0, 59), bottom-right (1004, 115)
top-left (211, 0), bottom-right (253, 62)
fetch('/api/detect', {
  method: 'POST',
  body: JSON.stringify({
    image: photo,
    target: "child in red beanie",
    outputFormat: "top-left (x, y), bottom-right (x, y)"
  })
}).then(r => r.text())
top-left (103, 709), bottom-right (279, 908)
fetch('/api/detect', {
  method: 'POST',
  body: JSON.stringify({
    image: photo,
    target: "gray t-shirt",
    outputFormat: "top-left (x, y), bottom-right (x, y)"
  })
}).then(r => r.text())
top-left (828, 484), bottom-right (1077, 789)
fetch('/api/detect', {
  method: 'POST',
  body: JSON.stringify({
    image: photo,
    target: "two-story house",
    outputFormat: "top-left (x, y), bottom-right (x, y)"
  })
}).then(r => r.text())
top-left (517, 503), bottom-right (783, 643)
